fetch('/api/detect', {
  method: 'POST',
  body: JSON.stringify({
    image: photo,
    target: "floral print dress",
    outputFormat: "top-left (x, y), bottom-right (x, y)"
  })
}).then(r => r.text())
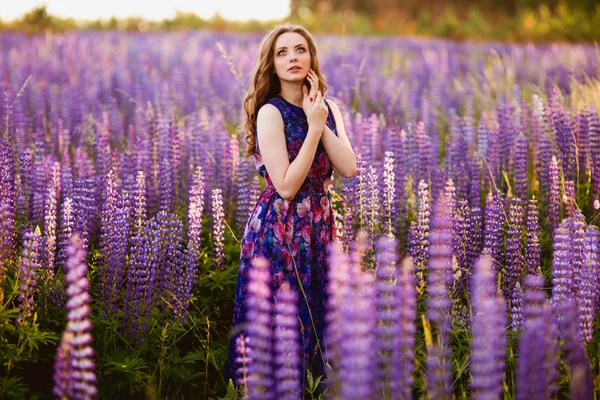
top-left (225, 95), bottom-right (338, 387)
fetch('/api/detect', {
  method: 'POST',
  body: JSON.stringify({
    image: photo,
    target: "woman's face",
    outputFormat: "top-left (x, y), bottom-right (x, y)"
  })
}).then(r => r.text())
top-left (272, 32), bottom-right (311, 84)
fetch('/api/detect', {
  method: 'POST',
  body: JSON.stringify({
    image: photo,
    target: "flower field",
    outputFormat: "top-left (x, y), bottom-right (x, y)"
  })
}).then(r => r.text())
top-left (0, 31), bottom-right (599, 399)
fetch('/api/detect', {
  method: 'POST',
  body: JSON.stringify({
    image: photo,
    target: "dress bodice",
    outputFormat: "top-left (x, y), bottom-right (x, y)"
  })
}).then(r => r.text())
top-left (254, 95), bottom-right (338, 195)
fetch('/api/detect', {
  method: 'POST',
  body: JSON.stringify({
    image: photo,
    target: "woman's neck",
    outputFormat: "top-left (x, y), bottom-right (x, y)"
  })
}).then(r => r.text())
top-left (278, 81), bottom-right (304, 108)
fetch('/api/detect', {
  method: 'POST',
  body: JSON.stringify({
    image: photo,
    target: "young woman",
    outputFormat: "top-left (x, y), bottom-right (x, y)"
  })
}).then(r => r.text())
top-left (225, 23), bottom-right (357, 390)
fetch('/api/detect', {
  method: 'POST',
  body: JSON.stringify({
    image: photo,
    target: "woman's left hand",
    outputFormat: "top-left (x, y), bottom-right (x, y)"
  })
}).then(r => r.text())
top-left (302, 69), bottom-right (326, 116)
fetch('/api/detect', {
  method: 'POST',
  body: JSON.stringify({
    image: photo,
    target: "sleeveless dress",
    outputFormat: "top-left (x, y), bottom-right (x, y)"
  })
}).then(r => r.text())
top-left (225, 95), bottom-right (338, 388)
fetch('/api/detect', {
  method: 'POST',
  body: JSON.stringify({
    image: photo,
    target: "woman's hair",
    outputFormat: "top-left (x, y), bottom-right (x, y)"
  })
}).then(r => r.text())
top-left (242, 23), bottom-right (327, 157)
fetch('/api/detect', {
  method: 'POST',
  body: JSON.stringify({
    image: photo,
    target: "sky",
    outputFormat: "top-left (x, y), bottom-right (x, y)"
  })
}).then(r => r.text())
top-left (0, 0), bottom-right (291, 22)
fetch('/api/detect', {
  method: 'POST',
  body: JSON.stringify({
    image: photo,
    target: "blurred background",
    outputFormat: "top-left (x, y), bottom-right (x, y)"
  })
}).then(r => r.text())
top-left (1, 0), bottom-right (599, 41)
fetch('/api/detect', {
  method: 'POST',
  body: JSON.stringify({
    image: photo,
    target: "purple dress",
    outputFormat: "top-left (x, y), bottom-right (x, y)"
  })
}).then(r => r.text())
top-left (225, 95), bottom-right (338, 387)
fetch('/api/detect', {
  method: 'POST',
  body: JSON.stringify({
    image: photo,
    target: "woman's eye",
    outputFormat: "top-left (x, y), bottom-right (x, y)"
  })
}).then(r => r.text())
top-left (298, 47), bottom-right (305, 52)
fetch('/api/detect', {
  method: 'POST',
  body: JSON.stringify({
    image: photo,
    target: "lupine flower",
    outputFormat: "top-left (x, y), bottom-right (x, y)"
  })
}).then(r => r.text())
top-left (44, 186), bottom-right (58, 280)
top-left (365, 164), bottom-right (381, 265)
top-left (382, 151), bottom-right (396, 237)
top-left (273, 283), bottom-right (301, 400)
top-left (235, 334), bottom-right (251, 398)
top-left (245, 256), bottom-right (274, 399)
top-left (57, 197), bottom-right (75, 270)
top-left (589, 106), bottom-right (600, 205)
top-left (338, 236), bottom-right (376, 400)
top-left (568, 208), bottom-right (585, 299)
top-left (356, 153), bottom-right (367, 229)
top-left (470, 253), bottom-right (507, 400)
top-left (550, 220), bottom-right (573, 333)
top-left (133, 170), bottom-right (147, 234)
top-left (0, 140), bottom-right (16, 288)
top-left (375, 236), bottom-right (401, 395)
top-left (211, 188), bottom-right (225, 271)
top-left (125, 218), bottom-right (160, 341)
top-left (548, 156), bottom-right (561, 235)
top-left (580, 226), bottom-right (599, 342)
top-left (525, 198), bottom-right (541, 276)
top-left (18, 149), bottom-right (33, 222)
top-left (340, 186), bottom-right (354, 252)
top-left (397, 256), bottom-right (417, 400)
top-left (98, 170), bottom-right (130, 316)
top-left (513, 133), bottom-right (528, 201)
top-left (563, 180), bottom-right (576, 218)
top-left (159, 157), bottom-right (174, 212)
top-left (426, 194), bottom-right (454, 399)
top-left (409, 179), bottom-right (430, 293)
top-left (505, 197), bottom-right (524, 329)
top-left (53, 233), bottom-right (97, 400)
top-left (16, 227), bottom-right (42, 326)
top-left (188, 165), bottom-right (205, 258)
top-left (516, 274), bottom-right (555, 400)
top-left (559, 298), bottom-right (593, 399)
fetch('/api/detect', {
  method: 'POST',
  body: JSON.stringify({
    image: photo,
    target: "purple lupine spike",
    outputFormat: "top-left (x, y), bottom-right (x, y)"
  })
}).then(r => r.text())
top-left (16, 227), bottom-right (42, 326)
top-left (340, 186), bottom-right (354, 253)
top-left (510, 282), bottom-right (524, 331)
top-left (18, 149), bottom-right (33, 222)
top-left (589, 106), bottom-right (600, 209)
top-left (98, 169), bottom-right (130, 316)
top-left (505, 197), bottom-right (525, 329)
top-left (273, 283), bottom-right (301, 400)
top-left (525, 198), bottom-right (541, 276)
top-left (409, 179), bottom-right (430, 294)
top-left (454, 199), bottom-right (470, 274)
top-left (550, 219), bottom-right (573, 334)
top-left (397, 256), bottom-right (417, 400)
top-left (61, 151), bottom-right (73, 202)
top-left (374, 236), bottom-right (401, 396)
top-left (548, 156), bottom-right (561, 235)
top-left (224, 135), bottom-right (239, 221)
top-left (580, 226), bottom-right (599, 342)
top-left (0, 140), bottom-right (16, 289)
top-left (235, 334), bottom-right (251, 398)
top-left (356, 153), bottom-right (367, 229)
top-left (425, 193), bottom-right (454, 399)
top-left (470, 253), bottom-right (507, 400)
top-left (382, 151), bottom-right (396, 237)
top-left (211, 188), bottom-right (225, 271)
top-left (72, 177), bottom-right (98, 252)
top-left (57, 197), bottom-right (75, 270)
top-left (44, 186), bottom-right (58, 281)
top-left (235, 159), bottom-right (251, 237)
top-left (338, 236), bottom-right (376, 400)
top-left (563, 180), bottom-right (576, 219)
top-left (31, 153), bottom-right (48, 226)
top-left (245, 256), bottom-right (274, 399)
top-left (188, 165), bottom-right (205, 258)
top-left (483, 191), bottom-right (504, 274)
top-left (467, 205), bottom-right (482, 270)
top-left (125, 218), bottom-right (160, 341)
top-left (576, 112), bottom-right (589, 180)
top-left (469, 156), bottom-right (481, 209)
top-left (53, 233), bottom-right (97, 400)
top-left (415, 121), bottom-right (432, 185)
top-left (154, 211), bottom-right (186, 317)
top-left (159, 157), bottom-right (174, 212)
top-left (560, 298), bottom-right (593, 399)
top-left (568, 209), bottom-right (586, 300)
top-left (365, 164), bottom-right (381, 265)
top-left (513, 133), bottom-right (528, 201)
top-left (325, 241), bottom-right (351, 384)
top-left (133, 170), bottom-right (147, 234)
top-left (516, 275), bottom-right (555, 400)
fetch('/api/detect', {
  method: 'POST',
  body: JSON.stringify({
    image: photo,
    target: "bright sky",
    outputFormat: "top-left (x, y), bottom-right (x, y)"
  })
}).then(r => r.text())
top-left (0, 0), bottom-right (290, 22)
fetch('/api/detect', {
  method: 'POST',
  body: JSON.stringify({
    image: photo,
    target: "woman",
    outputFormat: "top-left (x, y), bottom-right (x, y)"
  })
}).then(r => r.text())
top-left (225, 23), bottom-right (357, 391)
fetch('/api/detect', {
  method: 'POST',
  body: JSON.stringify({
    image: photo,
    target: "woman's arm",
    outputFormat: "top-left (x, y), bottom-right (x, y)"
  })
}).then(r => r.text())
top-left (256, 104), bottom-right (322, 201)
top-left (321, 99), bottom-right (357, 178)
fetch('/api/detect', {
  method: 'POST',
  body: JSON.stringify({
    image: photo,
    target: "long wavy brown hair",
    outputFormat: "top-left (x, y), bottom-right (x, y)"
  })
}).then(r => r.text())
top-left (242, 23), bottom-right (327, 157)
